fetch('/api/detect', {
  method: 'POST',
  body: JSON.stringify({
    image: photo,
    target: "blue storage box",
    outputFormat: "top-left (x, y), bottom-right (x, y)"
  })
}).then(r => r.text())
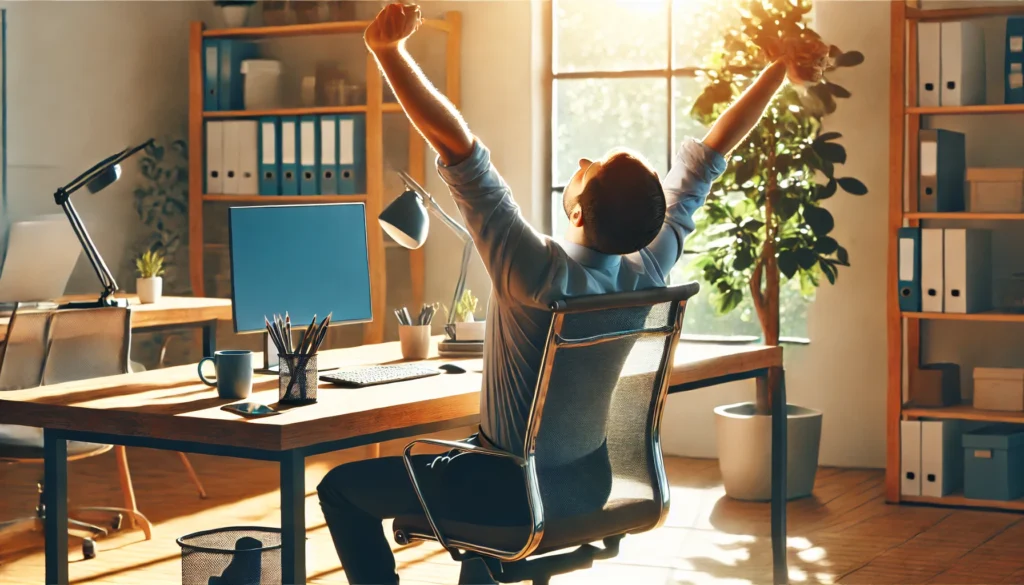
top-left (963, 424), bottom-right (1024, 501)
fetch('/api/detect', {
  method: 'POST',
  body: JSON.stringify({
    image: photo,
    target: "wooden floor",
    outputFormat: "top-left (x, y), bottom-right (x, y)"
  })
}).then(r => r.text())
top-left (2, 439), bottom-right (1024, 585)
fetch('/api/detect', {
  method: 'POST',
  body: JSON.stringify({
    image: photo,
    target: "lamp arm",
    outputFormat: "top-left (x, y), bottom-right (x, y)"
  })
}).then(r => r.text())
top-left (60, 197), bottom-right (118, 302)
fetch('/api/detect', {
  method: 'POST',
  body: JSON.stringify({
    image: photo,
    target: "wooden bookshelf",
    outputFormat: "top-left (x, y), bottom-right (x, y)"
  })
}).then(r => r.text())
top-left (902, 311), bottom-right (1024, 323)
top-left (187, 14), bottom-right (461, 344)
top-left (887, 1), bottom-right (1024, 511)
top-left (906, 212), bottom-right (1024, 220)
top-left (203, 18), bottom-right (452, 39)
top-left (908, 104), bottom-right (1024, 115)
top-left (203, 103), bottom-right (402, 119)
top-left (907, 5), bottom-right (1024, 22)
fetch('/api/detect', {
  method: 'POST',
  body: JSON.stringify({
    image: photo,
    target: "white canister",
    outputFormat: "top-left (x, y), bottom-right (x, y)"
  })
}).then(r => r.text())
top-left (242, 59), bottom-right (283, 110)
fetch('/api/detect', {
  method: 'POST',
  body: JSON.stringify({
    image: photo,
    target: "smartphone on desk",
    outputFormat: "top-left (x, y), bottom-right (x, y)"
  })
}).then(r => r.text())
top-left (222, 402), bottom-right (281, 418)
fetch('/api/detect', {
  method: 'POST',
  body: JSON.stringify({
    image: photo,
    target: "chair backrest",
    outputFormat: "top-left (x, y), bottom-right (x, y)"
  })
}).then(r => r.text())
top-left (41, 307), bottom-right (131, 385)
top-left (0, 304), bottom-right (54, 390)
top-left (522, 282), bottom-right (697, 548)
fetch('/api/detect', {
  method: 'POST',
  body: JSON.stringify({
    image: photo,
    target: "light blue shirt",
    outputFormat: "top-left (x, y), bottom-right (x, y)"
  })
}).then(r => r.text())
top-left (436, 137), bottom-right (727, 456)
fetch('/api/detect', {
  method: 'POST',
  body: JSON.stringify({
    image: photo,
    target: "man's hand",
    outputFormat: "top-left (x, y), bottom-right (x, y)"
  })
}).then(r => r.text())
top-left (762, 34), bottom-right (831, 86)
top-left (365, 3), bottom-right (422, 53)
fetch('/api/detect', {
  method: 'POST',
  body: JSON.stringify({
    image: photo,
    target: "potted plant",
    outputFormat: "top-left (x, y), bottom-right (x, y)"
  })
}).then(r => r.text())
top-left (136, 250), bottom-right (166, 304)
top-left (448, 290), bottom-right (484, 341)
top-left (214, 0), bottom-right (256, 28)
top-left (688, 0), bottom-right (865, 501)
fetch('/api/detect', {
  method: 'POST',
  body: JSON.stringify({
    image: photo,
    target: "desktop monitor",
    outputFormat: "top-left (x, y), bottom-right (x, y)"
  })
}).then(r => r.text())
top-left (228, 203), bottom-right (372, 336)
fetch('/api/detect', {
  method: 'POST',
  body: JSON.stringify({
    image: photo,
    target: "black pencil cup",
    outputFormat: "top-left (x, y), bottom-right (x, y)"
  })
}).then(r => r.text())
top-left (278, 354), bottom-right (318, 404)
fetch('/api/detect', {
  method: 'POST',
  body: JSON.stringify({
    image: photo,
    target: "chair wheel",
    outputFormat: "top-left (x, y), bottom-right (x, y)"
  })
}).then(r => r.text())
top-left (82, 538), bottom-right (96, 560)
top-left (394, 529), bottom-right (409, 545)
top-left (112, 514), bottom-right (123, 530)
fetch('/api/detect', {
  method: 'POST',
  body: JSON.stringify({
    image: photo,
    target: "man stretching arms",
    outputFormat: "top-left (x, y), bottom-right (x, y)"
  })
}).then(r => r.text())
top-left (318, 4), bottom-right (828, 583)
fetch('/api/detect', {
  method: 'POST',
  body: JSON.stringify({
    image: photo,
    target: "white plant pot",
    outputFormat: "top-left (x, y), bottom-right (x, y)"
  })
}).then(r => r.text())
top-left (714, 402), bottom-right (822, 501)
top-left (220, 5), bottom-right (251, 28)
top-left (137, 277), bottom-right (163, 304)
top-left (455, 321), bottom-right (485, 341)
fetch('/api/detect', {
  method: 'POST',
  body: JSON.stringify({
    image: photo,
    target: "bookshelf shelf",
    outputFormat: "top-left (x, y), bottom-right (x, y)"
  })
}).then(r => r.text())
top-left (903, 404), bottom-right (1024, 424)
top-left (203, 103), bottom-right (402, 119)
top-left (908, 104), bottom-right (1024, 115)
top-left (902, 493), bottom-right (1024, 512)
top-left (203, 19), bottom-right (451, 39)
top-left (902, 311), bottom-right (1024, 323)
top-left (906, 212), bottom-right (1024, 220)
top-left (907, 6), bottom-right (1024, 22)
top-left (202, 194), bottom-right (368, 204)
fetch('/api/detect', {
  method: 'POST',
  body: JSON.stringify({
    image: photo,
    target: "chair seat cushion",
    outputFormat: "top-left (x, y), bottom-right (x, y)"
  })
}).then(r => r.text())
top-left (394, 497), bottom-right (659, 556)
top-left (0, 425), bottom-right (109, 461)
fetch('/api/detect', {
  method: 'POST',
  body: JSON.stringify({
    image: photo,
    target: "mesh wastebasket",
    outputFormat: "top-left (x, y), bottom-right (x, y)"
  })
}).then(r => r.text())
top-left (177, 526), bottom-right (282, 585)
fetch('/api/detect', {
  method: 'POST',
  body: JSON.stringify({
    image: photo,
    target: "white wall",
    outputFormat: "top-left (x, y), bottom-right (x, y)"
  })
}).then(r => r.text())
top-left (2, 1), bottom-right (205, 293)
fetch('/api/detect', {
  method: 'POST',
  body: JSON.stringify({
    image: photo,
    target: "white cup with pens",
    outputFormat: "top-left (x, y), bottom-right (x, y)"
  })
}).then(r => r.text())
top-left (396, 304), bottom-right (435, 360)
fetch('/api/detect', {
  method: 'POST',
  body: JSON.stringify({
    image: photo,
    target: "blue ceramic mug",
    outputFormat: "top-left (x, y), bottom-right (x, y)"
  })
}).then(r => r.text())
top-left (198, 350), bottom-right (254, 399)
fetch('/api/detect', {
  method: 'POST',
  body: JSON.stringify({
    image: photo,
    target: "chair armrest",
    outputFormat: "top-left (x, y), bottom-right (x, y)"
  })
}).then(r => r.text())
top-left (401, 437), bottom-right (543, 560)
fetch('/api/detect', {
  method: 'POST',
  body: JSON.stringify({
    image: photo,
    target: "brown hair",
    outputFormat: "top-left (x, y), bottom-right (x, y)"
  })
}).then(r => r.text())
top-left (579, 151), bottom-right (665, 255)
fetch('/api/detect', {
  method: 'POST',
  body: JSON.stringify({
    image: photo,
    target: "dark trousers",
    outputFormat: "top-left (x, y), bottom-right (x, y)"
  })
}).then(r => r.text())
top-left (317, 442), bottom-right (529, 585)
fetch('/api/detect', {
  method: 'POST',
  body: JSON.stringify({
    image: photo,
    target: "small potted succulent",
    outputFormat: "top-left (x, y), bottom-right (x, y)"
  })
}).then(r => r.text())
top-left (214, 0), bottom-right (256, 28)
top-left (135, 250), bottom-right (166, 304)
top-left (447, 290), bottom-right (484, 341)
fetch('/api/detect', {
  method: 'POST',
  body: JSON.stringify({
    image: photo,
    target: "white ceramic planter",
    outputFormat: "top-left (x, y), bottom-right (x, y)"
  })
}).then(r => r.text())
top-left (714, 402), bottom-right (822, 501)
top-left (221, 5), bottom-right (251, 28)
top-left (137, 277), bottom-right (163, 304)
top-left (455, 321), bottom-right (485, 341)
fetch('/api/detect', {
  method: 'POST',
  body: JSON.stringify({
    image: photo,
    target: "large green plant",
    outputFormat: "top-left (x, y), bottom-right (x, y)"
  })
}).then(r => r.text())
top-left (133, 138), bottom-right (189, 294)
top-left (689, 0), bottom-right (865, 361)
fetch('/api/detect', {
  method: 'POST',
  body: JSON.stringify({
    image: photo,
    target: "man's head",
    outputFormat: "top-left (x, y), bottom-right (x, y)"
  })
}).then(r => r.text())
top-left (562, 149), bottom-right (665, 255)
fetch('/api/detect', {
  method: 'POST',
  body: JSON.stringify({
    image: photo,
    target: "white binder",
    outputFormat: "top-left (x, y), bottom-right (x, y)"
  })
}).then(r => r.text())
top-left (918, 22), bottom-right (942, 107)
top-left (921, 420), bottom-right (962, 498)
top-left (222, 120), bottom-right (241, 194)
top-left (901, 420), bottom-right (922, 496)
top-left (921, 228), bottom-right (945, 312)
top-left (940, 20), bottom-right (986, 106)
top-left (205, 121), bottom-right (224, 194)
top-left (943, 228), bottom-right (992, 313)
top-left (236, 120), bottom-right (259, 195)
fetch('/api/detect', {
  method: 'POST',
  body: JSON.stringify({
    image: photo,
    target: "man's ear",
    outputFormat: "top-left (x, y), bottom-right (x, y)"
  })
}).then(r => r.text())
top-left (569, 204), bottom-right (584, 228)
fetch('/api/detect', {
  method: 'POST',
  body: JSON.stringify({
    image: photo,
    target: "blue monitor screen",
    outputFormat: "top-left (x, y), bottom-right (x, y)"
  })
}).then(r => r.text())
top-left (228, 203), bottom-right (372, 333)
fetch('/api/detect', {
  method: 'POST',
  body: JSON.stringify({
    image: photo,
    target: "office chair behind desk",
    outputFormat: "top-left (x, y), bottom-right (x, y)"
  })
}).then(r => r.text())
top-left (393, 283), bottom-right (699, 584)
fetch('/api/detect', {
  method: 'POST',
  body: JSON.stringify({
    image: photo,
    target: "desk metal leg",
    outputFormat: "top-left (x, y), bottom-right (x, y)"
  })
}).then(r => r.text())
top-left (770, 367), bottom-right (788, 584)
top-left (44, 429), bottom-right (69, 585)
top-left (202, 321), bottom-right (217, 357)
top-left (281, 450), bottom-right (305, 585)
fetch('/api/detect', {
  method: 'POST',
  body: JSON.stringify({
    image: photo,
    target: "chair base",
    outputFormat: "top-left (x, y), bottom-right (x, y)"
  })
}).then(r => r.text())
top-left (462, 536), bottom-right (623, 585)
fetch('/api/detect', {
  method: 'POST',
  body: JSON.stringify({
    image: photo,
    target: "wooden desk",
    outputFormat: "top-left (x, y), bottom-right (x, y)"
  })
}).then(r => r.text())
top-left (0, 296), bottom-right (231, 355)
top-left (0, 340), bottom-right (784, 585)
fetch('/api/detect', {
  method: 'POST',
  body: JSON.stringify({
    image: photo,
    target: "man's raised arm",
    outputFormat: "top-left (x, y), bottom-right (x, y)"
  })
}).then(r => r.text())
top-left (364, 3), bottom-right (473, 166)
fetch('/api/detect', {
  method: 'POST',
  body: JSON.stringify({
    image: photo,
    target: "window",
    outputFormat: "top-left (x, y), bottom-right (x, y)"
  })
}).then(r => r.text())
top-left (549, 0), bottom-right (811, 341)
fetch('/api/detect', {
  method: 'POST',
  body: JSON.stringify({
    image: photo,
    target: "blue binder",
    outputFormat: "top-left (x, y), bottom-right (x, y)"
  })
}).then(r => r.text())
top-left (299, 116), bottom-right (320, 195)
top-left (280, 117), bottom-right (300, 196)
top-left (898, 227), bottom-right (922, 312)
top-left (319, 115), bottom-right (339, 195)
top-left (338, 114), bottom-right (366, 195)
top-left (217, 40), bottom-right (257, 111)
top-left (258, 117), bottom-right (280, 196)
top-left (1007, 17), bottom-right (1024, 104)
top-left (203, 40), bottom-right (219, 111)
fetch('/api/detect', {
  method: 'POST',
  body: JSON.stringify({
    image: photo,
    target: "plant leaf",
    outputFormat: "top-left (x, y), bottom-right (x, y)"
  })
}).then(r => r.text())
top-left (825, 82), bottom-right (852, 99)
top-left (815, 179), bottom-right (838, 201)
top-left (813, 140), bottom-right (847, 164)
top-left (794, 248), bottom-right (818, 270)
top-left (817, 131), bottom-right (842, 142)
top-left (776, 196), bottom-right (800, 221)
top-left (819, 259), bottom-right (838, 284)
top-left (834, 50), bottom-right (865, 67)
top-left (733, 157), bottom-right (758, 186)
top-left (733, 249), bottom-right (755, 271)
top-left (814, 236), bottom-right (839, 254)
top-left (838, 177), bottom-right (868, 195)
top-left (837, 246), bottom-right (850, 266)
top-left (778, 251), bottom-right (799, 279)
top-left (803, 205), bottom-right (835, 236)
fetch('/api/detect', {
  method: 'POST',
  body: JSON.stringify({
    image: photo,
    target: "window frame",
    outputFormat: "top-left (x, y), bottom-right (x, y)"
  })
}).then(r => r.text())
top-left (544, 0), bottom-right (811, 344)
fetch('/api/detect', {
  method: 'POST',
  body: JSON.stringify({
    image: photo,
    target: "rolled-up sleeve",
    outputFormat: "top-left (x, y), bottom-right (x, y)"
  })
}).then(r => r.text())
top-left (437, 140), bottom-right (568, 306)
top-left (645, 137), bottom-right (728, 278)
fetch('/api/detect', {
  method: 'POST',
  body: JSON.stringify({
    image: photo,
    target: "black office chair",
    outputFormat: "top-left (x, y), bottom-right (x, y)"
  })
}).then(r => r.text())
top-left (393, 283), bottom-right (698, 584)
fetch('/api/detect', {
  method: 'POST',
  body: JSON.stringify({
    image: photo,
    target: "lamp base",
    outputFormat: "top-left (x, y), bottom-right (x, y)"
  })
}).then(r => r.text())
top-left (59, 297), bottom-right (129, 310)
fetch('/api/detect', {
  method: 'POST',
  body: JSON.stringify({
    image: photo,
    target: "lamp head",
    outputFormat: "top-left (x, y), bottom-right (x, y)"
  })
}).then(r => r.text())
top-left (85, 164), bottom-right (122, 194)
top-left (379, 189), bottom-right (429, 249)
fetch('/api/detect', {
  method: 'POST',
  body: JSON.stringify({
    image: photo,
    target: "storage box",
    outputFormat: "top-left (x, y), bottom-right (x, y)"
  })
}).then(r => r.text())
top-left (242, 59), bottom-right (282, 110)
top-left (974, 368), bottom-right (1024, 411)
top-left (909, 363), bottom-right (961, 407)
top-left (966, 168), bottom-right (1024, 212)
top-left (963, 425), bottom-right (1024, 500)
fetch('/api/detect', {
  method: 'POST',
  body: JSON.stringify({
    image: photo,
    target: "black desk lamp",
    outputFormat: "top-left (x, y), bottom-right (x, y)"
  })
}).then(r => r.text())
top-left (379, 170), bottom-right (472, 340)
top-left (54, 139), bottom-right (153, 309)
